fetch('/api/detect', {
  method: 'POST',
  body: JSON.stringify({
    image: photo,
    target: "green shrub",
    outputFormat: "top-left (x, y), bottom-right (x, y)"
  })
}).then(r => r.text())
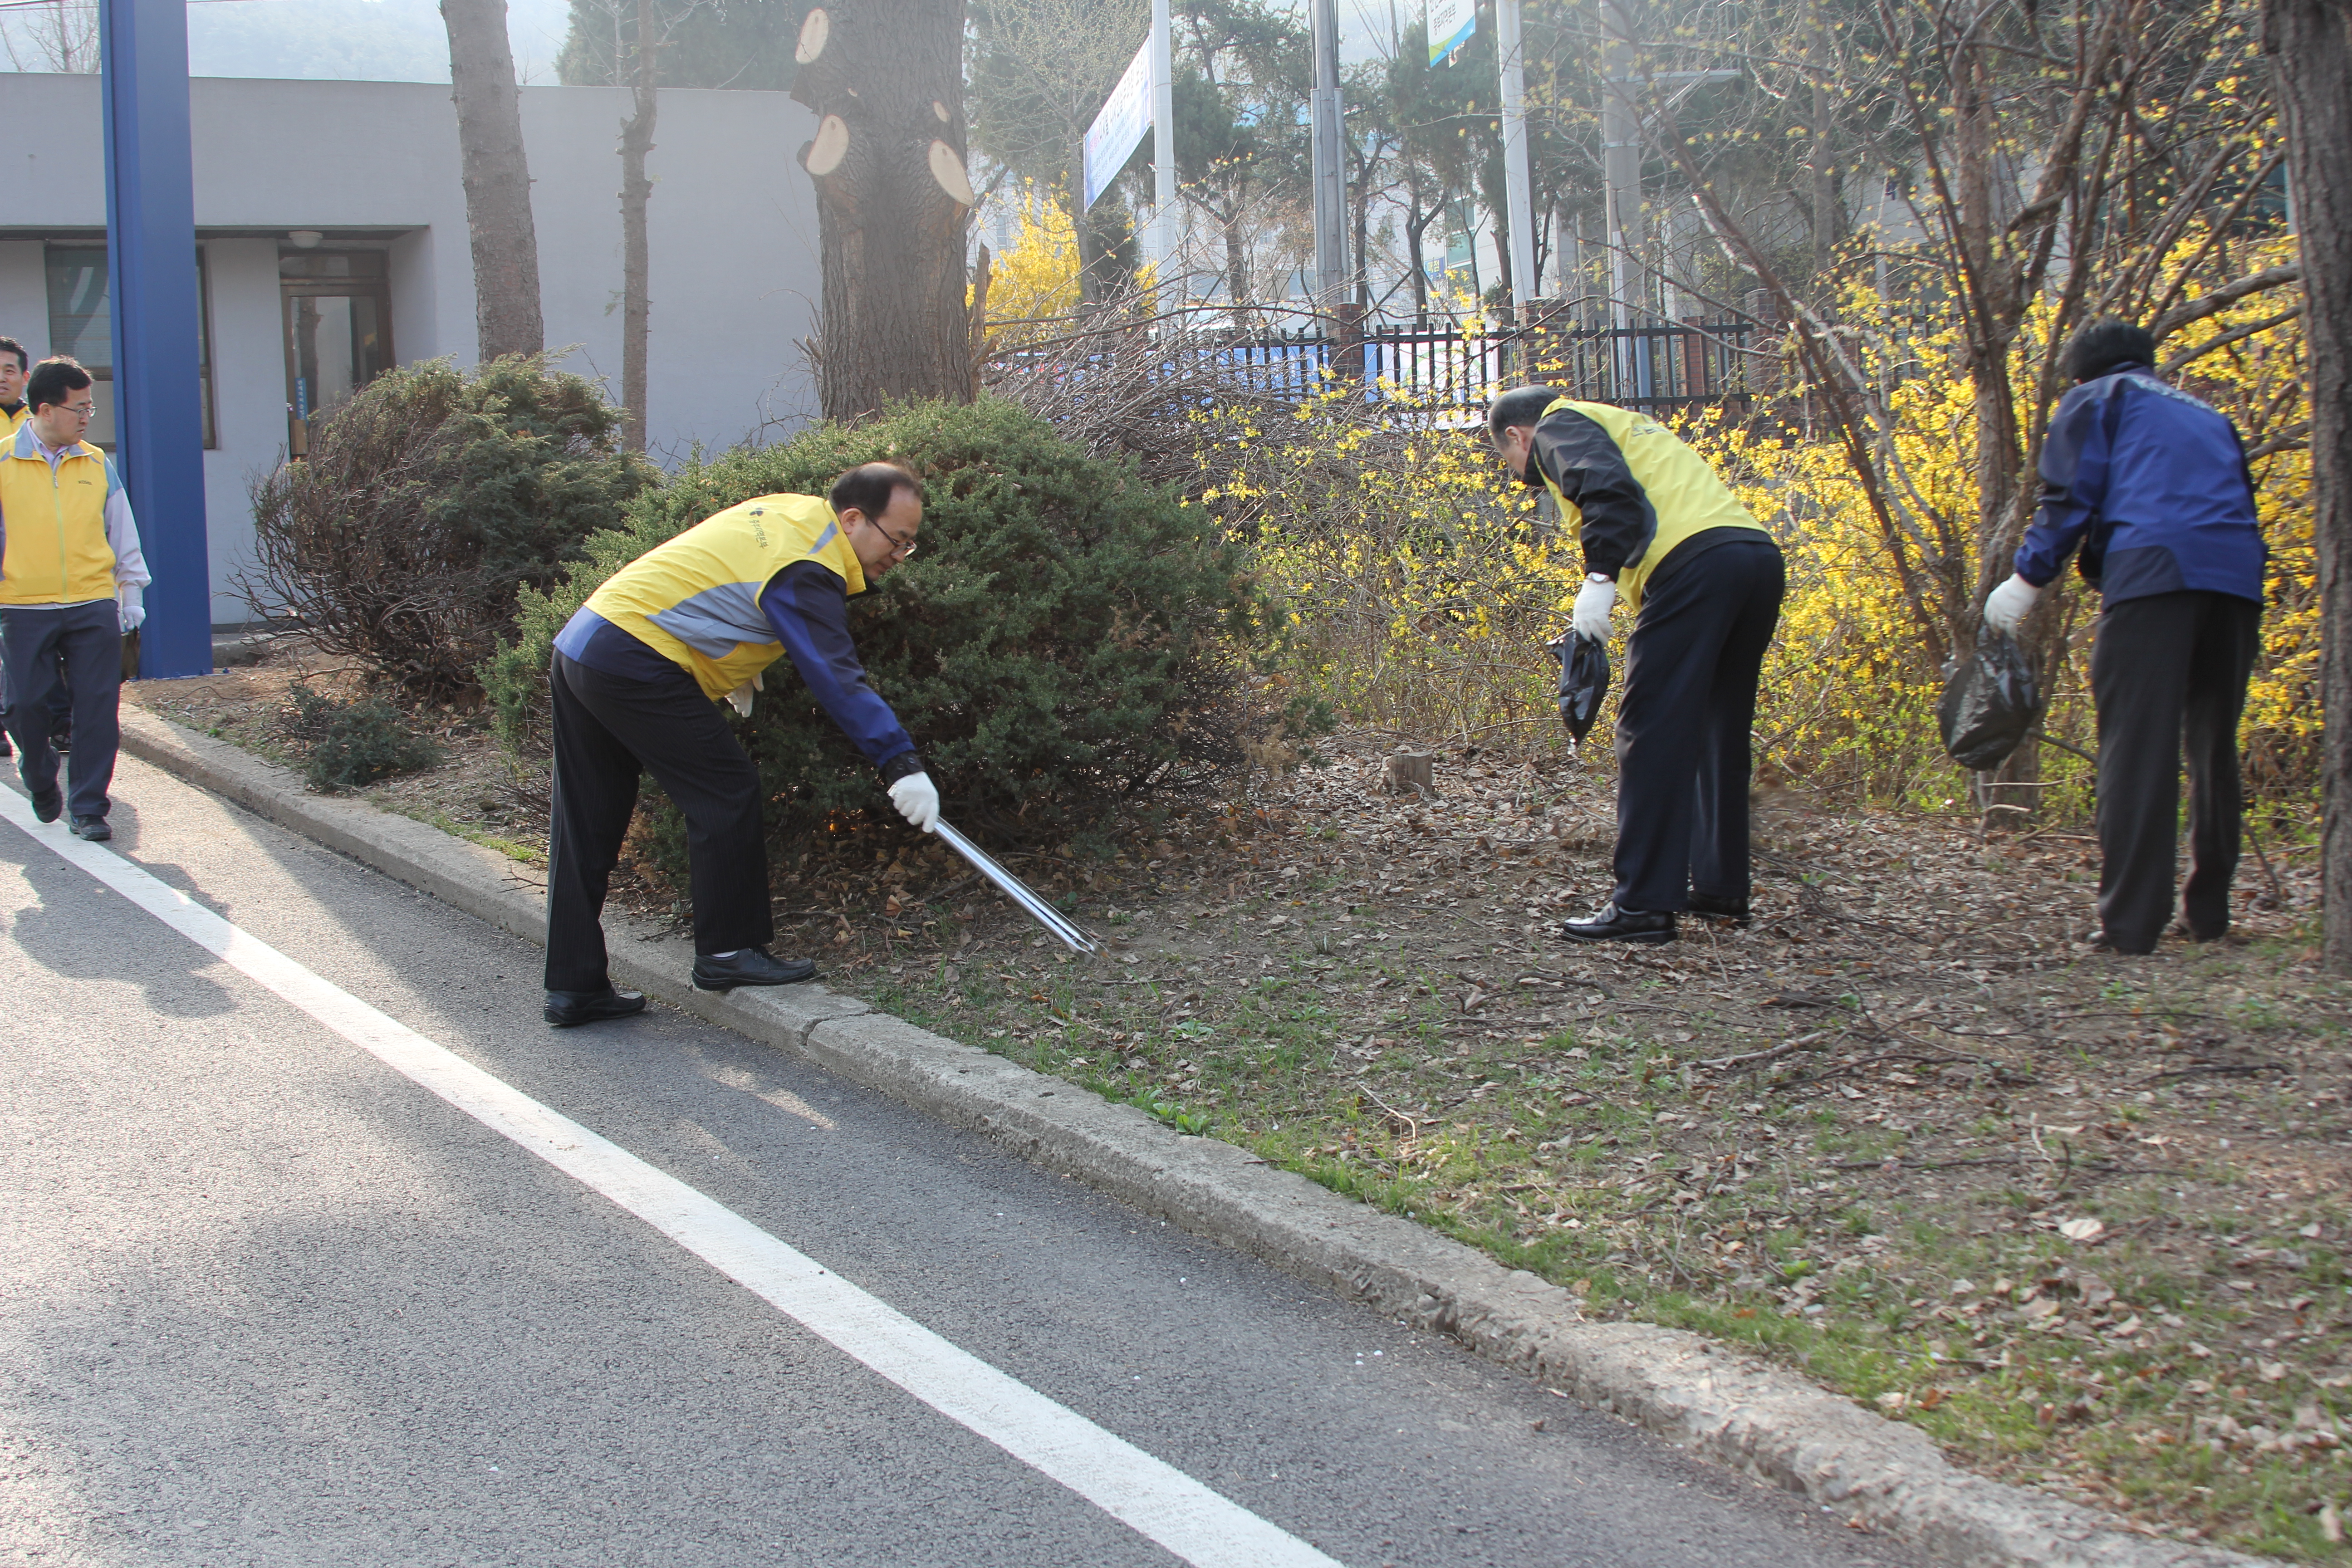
top-left (284, 687), bottom-right (442, 792)
top-left (245, 354), bottom-right (657, 700)
top-left (485, 397), bottom-right (1313, 842)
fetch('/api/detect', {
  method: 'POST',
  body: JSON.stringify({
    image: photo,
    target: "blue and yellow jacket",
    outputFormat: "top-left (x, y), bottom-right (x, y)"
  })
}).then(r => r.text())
top-left (1524, 397), bottom-right (1770, 613)
top-left (554, 492), bottom-right (921, 779)
top-left (2014, 363), bottom-right (2265, 605)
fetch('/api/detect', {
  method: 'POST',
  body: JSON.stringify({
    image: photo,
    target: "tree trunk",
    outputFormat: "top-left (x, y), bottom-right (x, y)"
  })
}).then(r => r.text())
top-left (1950, 34), bottom-right (2038, 807)
top-left (1351, 162), bottom-right (1374, 309)
top-left (1808, 6), bottom-right (1836, 288)
top-left (2267, 0), bottom-right (2352, 970)
top-left (1406, 213), bottom-right (1430, 318)
top-left (1953, 36), bottom-right (2022, 612)
top-left (618, 0), bottom-right (657, 453)
top-left (441, 0), bottom-right (546, 361)
top-left (1493, 199), bottom-right (1514, 304)
top-left (792, 0), bottom-right (976, 422)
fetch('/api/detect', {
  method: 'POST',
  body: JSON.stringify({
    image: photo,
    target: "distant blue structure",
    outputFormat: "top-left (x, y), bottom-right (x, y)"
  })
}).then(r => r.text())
top-left (99, 0), bottom-right (210, 677)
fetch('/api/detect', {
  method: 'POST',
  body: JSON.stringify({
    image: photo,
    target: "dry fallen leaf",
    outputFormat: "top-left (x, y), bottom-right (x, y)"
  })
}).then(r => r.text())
top-left (2058, 1216), bottom-right (2106, 1243)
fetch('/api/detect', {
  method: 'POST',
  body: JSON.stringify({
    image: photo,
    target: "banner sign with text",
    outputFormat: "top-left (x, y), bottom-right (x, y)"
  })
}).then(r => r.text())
top-left (1428, 0), bottom-right (1475, 64)
top-left (1083, 39), bottom-right (1154, 210)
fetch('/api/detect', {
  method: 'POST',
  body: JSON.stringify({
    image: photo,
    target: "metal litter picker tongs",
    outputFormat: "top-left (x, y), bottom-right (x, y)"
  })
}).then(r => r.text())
top-left (930, 819), bottom-right (1100, 954)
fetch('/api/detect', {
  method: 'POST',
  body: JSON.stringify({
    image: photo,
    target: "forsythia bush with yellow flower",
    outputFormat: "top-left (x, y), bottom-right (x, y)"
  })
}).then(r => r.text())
top-left (1188, 268), bottom-right (2315, 816)
top-left (976, 183), bottom-right (1084, 351)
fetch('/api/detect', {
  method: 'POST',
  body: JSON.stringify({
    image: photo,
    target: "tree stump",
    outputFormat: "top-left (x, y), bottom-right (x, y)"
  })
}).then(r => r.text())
top-left (1383, 752), bottom-right (1436, 799)
top-left (791, 0), bottom-right (977, 421)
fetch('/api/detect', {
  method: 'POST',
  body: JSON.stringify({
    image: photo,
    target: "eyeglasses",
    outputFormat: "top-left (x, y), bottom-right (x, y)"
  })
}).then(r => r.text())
top-left (58, 404), bottom-right (94, 421)
top-left (868, 516), bottom-right (918, 559)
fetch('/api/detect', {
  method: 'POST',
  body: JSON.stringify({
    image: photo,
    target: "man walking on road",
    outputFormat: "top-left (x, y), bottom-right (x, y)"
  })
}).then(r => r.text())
top-left (0, 337), bottom-right (24, 767)
top-left (1982, 318), bottom-right (2268, 954)
top-left (0, 336), bottom-right (70, 764)
top-left (1488, 387), bottom-right (1784, 946)
top-left (540, 462), bottom-right (940, 1026)
top-left (0, 357), bottom-right (148, 841)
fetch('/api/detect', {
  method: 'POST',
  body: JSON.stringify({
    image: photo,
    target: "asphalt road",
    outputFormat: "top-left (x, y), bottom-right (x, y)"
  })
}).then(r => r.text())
top-left (0, 754), bottom-right (1929, 1568)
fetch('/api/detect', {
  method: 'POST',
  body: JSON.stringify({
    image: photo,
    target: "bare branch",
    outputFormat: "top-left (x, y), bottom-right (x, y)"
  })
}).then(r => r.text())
top-left (2159, 307), bottom-right (2303, 375)
top-left (2150, 266), bottom-right (2306, 342)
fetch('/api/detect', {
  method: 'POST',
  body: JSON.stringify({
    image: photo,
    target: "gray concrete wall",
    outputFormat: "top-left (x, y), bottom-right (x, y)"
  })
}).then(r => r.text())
top-left (0, 72), bottom-right (822, 623)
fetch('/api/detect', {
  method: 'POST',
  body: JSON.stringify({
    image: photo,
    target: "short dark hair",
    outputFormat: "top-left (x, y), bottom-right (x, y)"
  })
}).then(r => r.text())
top-left (829, 461), bottom-right (923, 519)
top-left (1487, 385), bottom-right (1563, 440)
top-left (2063, 318), bottom-right (2156, 383)
top-left (0, 337), bottom-right (26, 374)
top-left (26, 356), bottom-right (91, 414)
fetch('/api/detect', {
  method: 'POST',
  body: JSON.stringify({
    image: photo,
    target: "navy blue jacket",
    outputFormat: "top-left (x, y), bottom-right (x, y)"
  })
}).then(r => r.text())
top-left (2012, 363), bottom-right (2265, 605)
top-left (757, 560), bottom-right (920, 777)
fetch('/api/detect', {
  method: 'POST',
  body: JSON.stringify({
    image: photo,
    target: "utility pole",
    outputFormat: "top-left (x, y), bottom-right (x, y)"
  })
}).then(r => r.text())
top-left (1152, 0), bottom-right (1179, 303)
top-left (1599, 0), bottom-right (1650, 397)
top-left (1308, 0), bottom-right (1347, 307)
top-left (99, 0), bottom-right (209, 677)
top-left (1496, 0), bottom-right (1537, 316)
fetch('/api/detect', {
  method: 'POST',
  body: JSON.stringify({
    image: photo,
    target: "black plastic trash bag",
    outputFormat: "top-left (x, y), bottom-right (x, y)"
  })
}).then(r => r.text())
top-left (1937, 629), bottom-right (2043, 770)
top-left (1549, 631), bottom-right (1612, 743)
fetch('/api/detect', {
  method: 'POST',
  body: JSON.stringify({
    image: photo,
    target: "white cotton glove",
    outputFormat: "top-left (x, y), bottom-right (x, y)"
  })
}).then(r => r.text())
top-left (724, 670), bottom-right (765, 717)
top-left (1572, 575), bottom-right (1617, 641)
top-left (1982, 573), bottom-right (2040, 637)
top-left (888, 771), bottom-right (940, 833)
top-left (884, 771), bottom-right (941, 832)
top-left (117, 583), bottom-right (145, 633)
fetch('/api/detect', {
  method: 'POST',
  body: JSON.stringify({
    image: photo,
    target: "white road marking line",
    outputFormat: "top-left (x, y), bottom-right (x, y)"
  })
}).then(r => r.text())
top-left (1, 794), bottom-right (1343, 1568)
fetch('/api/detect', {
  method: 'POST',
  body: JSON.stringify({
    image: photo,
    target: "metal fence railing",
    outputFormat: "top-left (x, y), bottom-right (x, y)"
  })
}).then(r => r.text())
top-left (1087, 318), bottom-right (1765, 416)
top-left (1362, 318), bottom-right (1760, 414)
top-left (984, 314), bottom-right (1774, 428)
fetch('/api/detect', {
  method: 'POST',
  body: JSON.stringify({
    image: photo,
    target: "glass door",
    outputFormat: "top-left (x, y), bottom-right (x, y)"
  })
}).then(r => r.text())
top-left (280, 250), bottom-right (392, 458)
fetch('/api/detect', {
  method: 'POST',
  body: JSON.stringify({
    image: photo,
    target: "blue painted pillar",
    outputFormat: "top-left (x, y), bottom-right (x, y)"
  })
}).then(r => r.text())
top-left (100, 0), bottom-right (211, 679)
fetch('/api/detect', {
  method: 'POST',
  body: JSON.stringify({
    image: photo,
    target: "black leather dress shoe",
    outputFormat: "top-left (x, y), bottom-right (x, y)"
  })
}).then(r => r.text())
top-left (50, 726), bottom-right (70, 755)
top-left (30, 784), bottom-right (62, 823)
top-left (692, 947), bottom-right (818, 991)
top-left (1561, 902), bottom-right (1677, 945)
top-left (1686, 890), bottom-right (1750, 927)
top-left (544, 987), bottom-right (649, 1027)
top-left (68, 815), bottom-right (111, 842)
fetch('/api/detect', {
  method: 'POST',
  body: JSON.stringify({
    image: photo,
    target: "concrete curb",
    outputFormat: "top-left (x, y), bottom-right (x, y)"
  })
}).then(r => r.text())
top-left (118, 707), bottom-right (2269, 1568)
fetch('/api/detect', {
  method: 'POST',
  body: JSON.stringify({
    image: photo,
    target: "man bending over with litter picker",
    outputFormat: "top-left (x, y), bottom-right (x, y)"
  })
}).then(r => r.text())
top-left (1488, 387), bottom-right (1784, 945)
top-left (539, 462), bottom-right (939, 1026)
top-left (1981, 318), bottom-right (2266, 954)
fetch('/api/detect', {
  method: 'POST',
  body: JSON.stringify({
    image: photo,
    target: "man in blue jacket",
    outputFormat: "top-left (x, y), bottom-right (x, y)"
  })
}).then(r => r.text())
top-left (1983, 319), bottom-right (2267, 954)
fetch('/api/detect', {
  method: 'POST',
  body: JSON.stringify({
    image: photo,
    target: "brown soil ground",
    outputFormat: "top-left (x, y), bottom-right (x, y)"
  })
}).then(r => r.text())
top-left (129, 647), bottom-right (2352, 1561)
top-left (127, 641), bottom-right (548, 863)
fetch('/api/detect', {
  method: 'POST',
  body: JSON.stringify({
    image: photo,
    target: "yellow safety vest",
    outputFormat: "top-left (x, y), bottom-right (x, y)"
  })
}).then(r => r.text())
top-left (0, 423), bottom-right (121, 606)
top-left (1537, 396), bottom-right (1766, 613)
top-left (0, 403), bottom-right (28, 437)
top-left (585, 493), bottom-right (867, 700)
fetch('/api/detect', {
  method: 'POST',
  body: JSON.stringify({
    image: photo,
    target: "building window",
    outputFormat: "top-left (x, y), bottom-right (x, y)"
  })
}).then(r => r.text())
top-left (280, 249), bottom-right (392, 459)
top-left (42, 244), bottom-right (217, 450)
